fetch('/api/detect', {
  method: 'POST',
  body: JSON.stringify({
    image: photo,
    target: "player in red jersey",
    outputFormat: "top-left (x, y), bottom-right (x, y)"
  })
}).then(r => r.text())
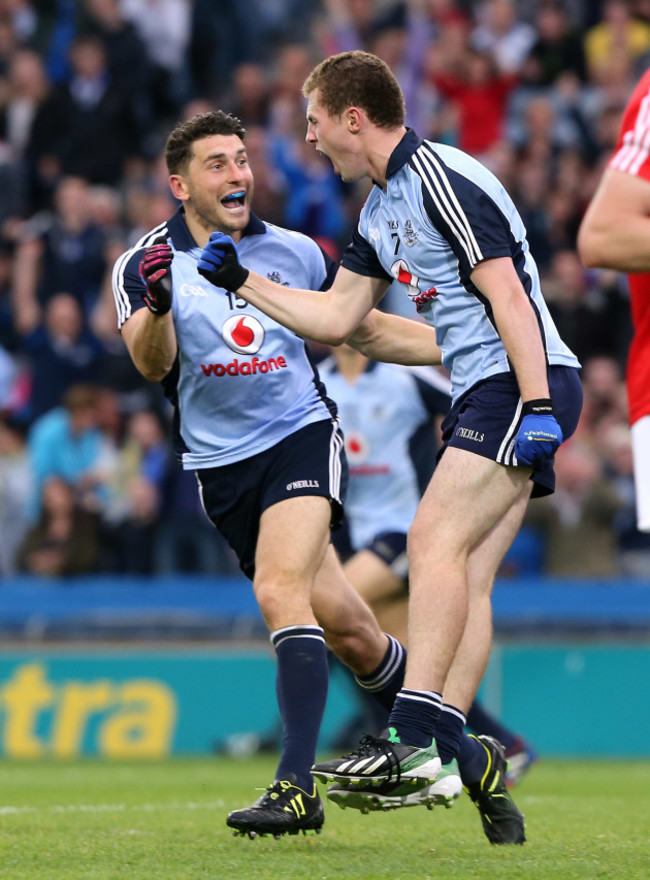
top-left (578, 68), bottom-right (650, 533)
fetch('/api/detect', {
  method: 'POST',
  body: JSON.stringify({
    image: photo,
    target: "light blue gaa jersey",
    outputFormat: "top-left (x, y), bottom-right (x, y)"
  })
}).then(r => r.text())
top-left (341, 130), bottom-right (580, 403)
top-left (318, 357), bottom-right (450, 548)
top-left (112, 209), bottom-right (337, 468)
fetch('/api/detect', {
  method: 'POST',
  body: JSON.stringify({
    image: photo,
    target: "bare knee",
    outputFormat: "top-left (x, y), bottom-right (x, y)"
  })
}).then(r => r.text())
top-left (407, 518), bottom-right (468, 572)
top-left (253, 572), bottom-right (315, 631)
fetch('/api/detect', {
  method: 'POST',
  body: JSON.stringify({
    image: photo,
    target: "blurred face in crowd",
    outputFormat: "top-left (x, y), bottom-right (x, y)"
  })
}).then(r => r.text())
top-left (127, 411), bottom-right (163, 449)
top-left (45, 293), bottom-right (82, 341)
top-left (169, 134), bottom-right (254, 245)
top-left (54, 176), bottom-right (91, 227)
top-left (42, 476), bottom-right (76, 516)
top-left (9, 49), bottom-right (47, 98)
top-left (70, 38), bottom-right (107, 79)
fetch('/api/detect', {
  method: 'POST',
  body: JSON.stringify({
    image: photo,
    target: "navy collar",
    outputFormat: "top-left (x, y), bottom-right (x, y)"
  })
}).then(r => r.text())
top-left (167, 206), bottom-right (267, 252)
top-left (385, 128), bottom-right (423, 180)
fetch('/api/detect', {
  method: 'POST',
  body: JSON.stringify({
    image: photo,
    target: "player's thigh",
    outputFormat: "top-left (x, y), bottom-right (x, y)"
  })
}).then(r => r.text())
top-left (411, 446), bottom-right (532, 558)
top-left (255, 494), bottom-right (332, 584)
top-left (343, 549), bottom-right (406, 606)
top-left (466, 478), bottom-right (533, 597)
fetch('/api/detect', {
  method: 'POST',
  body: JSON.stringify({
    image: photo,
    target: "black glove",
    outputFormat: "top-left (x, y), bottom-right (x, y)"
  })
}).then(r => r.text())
top-left (139, 236), bottom-right (173, 315)
top-left (197, 231), bottom-right (249, 292)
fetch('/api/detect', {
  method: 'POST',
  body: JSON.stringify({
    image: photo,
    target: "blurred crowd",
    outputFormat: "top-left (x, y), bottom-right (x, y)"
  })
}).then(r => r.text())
top-left (1, 0), bottom-right (649, 579)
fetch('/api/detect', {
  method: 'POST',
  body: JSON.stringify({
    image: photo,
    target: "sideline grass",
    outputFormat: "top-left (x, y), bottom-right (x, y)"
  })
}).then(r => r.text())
top-left (1, 755), bottom-right (648, 880)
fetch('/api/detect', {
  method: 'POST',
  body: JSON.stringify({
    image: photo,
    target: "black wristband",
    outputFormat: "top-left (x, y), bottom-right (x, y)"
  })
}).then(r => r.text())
top-left (522, 398), bottom-right (553, 416)
top-left (228, 263), bottom-right (250, 292)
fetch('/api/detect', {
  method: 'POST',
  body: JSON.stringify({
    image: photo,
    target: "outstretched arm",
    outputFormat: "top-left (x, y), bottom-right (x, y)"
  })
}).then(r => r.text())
top-left (578, 168), bottom-right (650, 271)
top-left (348, 310), bottom-right (442, 365)
top-left (197, 231), bottom-right (441, 363)
top-left (236, 265), bottom-right (388, 345)
top-left (197, 233), bottom-right (390, 344)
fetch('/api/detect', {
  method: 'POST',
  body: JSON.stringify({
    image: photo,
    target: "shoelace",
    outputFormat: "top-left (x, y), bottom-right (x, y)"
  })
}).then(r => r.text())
top-left (345, 734), bottom-right (403, 784)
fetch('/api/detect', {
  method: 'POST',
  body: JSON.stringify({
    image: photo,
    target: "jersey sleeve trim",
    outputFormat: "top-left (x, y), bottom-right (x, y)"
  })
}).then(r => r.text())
top-left (112, 223), bottom-right (169, 328)
top-left (340, 224), bottom-right (393, 280)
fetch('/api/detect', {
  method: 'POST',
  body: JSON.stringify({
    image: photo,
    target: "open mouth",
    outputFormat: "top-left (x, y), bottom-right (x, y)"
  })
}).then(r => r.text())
top-left (221, 190), bottom-right (246, 210)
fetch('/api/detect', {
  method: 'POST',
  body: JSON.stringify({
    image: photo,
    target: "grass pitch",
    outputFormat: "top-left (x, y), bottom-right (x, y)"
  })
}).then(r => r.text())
top-left (1, 755), bottom-right (648, 880)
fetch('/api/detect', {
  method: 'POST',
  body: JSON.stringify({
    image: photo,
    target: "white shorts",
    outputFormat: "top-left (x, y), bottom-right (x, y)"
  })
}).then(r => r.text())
top-left (631, 415), bottom-right (650, 532)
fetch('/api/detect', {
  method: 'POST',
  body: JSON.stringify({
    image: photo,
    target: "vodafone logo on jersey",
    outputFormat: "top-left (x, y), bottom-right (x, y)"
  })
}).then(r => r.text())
top-left (346, 431), bottom-right (390, 476)
top-left (202, 315), bottom-right (287, 378)
top-left (222, 315), bottom-right (265, 354)
top-left (345, 431), bottom-right (369, 463)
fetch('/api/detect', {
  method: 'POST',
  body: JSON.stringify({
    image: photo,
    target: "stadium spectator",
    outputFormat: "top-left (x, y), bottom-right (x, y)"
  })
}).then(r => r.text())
top-left (524, 441), bottom-right (624, 576)
top-left (584, 0), bottom-right (650, 85)
top-left (579, 355), bottom-right (629, 436)
top-left (34, 34), bottom-right (143, 186)
top-left (543, 248), bottom-right (616, 364)
top-left (0, 47), bottom-right (51, 220)
top-left (428, 46), bottom-right (518, 157)
top-left (266, 43), bottom-right (317, 140)
top-left (19, 292), bottom-right (105, 421)
top-left (27, 382), bottom-right (119, 522)
top-left (227, 62), bottom-right (272, 128)
top-left (11, 175), bottom-right (107, 334)
top-left (120, 0), bottom-right (192, 121)
top-left (79, 0), bottom-right (153, 133)
top-left (196, 50), bottom-right (583, 843)
top-left (107, 472), bottom-right (161, 574)
top-left (112, 109), bottom-right (440, 838)
top-left (17, 474), bottom-right (102, 576)
top-left (471, 0), bottom-right (536, 73)
top-left (522, 1), bottom-right (588, 87)
top-left (316, 0), bottom-right (395, 56)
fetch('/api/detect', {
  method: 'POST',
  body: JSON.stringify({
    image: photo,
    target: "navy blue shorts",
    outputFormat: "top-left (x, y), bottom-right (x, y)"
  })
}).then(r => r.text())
top-left (197, 419), bottom-right (348, 578)
top-left (332, 526), bottom-right (408, 579)
top-left (439, 366), bottom-right (583, 498)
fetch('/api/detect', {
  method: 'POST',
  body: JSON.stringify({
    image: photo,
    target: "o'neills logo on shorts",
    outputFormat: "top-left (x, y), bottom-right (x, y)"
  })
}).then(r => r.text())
top-left (201, 356), bottom-right (287, 377)
top-left (456, 426), bottom-right (485, 442)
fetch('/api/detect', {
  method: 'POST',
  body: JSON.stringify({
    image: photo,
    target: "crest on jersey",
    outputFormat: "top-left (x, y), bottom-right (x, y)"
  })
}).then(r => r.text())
top-left (267, 271), bottom-right (289, 286)
top-left (403, 220), bottom-right (419, 247)
top-left (222, 314), bottom-right (265, 354)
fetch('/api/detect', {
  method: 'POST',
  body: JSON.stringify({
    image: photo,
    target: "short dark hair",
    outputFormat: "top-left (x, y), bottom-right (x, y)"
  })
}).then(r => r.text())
top-left (165, 111), bottom-right (246, 175)
top-left (302, 51), bottom-right (405, 130)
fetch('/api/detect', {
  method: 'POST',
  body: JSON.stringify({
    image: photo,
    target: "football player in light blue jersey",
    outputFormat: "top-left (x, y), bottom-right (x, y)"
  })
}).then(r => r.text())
top-left (113, 110), bottom-right (442, 840)
top-left (196, 52), bottom-right (584, 844)
top-left (321, 345), bottom-right (537, 798)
